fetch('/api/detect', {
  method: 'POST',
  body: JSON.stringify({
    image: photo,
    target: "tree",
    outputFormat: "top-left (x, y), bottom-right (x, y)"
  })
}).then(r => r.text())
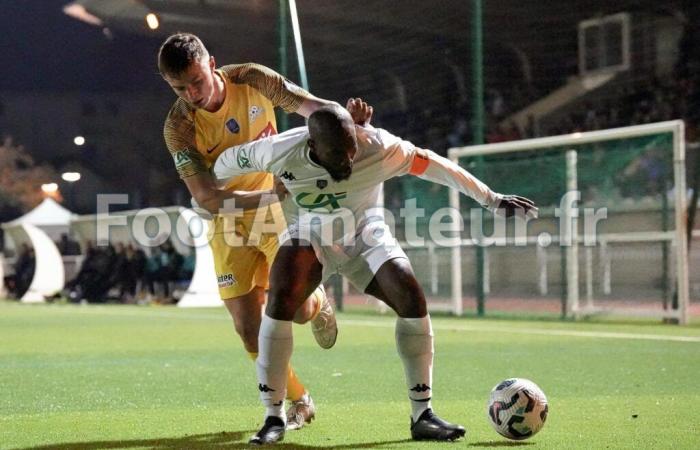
top-left (0, 136), bottom-right (60, 221)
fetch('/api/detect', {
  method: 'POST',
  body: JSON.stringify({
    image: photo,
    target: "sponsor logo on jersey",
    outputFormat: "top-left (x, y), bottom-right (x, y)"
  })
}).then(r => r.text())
top-left (206, 142), bottom-right (221, 154)
top-left (173, 151), bottom-right (192, 169)
top-left (316, 179), bottom-right (328, 189)
top-left (236, 149), bottom-right (252, 169)
top-left (225, 118), bottom-right (240, 134)
top-left (249, 105), bottom-right (264, 122)
top-left (217, 273), bottom-right (236, 288)
top-left (280, 171), bottom-right (296, 181)
top-left (295, 192), bottom-right (347, 210)
top-left (255, 122), bottom-right (277, 140)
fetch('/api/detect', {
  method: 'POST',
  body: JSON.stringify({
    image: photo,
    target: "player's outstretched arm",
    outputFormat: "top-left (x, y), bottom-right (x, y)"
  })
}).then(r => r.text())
top-left (378, 129), bottom-right (537, 218)
top-left (412, 149), bottom-right (538, 217)
top-left (412, 150), bottom-right (538, 218)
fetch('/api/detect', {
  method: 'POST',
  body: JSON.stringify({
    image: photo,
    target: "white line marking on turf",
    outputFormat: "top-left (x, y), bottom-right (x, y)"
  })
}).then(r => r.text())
top-left (340, 319), bottom-right (700, 343)
top-left (50, 307), bottom-right (700, 343)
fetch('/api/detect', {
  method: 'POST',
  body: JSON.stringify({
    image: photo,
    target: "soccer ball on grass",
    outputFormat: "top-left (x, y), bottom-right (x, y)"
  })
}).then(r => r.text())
top-left (487, 378), bottom-right (548, 440)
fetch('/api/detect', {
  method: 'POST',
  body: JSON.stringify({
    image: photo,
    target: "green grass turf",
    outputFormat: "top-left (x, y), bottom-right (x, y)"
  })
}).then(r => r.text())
top-left (1, 301), bottom-right (699, 449)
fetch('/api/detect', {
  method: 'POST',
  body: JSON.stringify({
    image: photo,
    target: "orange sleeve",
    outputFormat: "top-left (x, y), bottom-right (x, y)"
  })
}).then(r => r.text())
top-left (409, 149), bottom-right (431, 176)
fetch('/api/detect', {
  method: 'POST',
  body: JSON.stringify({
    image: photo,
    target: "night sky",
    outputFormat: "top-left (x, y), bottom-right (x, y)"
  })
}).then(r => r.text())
top-left (1, 0), bottom-right (162, 93)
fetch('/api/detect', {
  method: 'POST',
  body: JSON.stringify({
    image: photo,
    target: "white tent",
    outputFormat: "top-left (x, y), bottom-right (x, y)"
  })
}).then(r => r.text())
top-left (4, 198), bottom-right (75, 241)
top-left (2, 198), bottom-right (73, 302)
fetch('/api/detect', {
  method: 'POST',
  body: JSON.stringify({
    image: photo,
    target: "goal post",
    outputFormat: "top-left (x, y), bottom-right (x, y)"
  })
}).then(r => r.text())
top-left (447, 120), bottom-right (689, 324)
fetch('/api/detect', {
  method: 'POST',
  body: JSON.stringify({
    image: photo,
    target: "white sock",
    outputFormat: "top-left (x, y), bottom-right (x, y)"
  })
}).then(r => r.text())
top-left (257, 314), bottom-right (293, 422)
top-left (395, 315), bottom-right (434, 422)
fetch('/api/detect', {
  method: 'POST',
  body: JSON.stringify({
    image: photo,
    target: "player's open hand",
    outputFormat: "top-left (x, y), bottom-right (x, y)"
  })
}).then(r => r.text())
top-left (495, 195), bottom-right (538, 219)
top-left (346, 98), bottom-right (373, 126)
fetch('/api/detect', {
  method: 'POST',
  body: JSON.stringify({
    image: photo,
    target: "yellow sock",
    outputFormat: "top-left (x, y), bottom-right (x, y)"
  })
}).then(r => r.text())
top-left (286, 363), bottom-right (306, 401)
top-left (247, 351), bottom-right (258, 361)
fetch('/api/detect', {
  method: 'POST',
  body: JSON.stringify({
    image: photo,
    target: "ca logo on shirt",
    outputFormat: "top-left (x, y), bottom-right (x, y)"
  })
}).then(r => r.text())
top-left (237, 149), bottom-right (252, 169)
top-left (295, 192), bottom-right (347, 210)
top-left (173, 151), bottom-right (192, 169)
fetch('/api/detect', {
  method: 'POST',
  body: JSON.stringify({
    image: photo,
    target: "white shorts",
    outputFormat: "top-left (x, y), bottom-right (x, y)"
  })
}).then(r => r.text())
top-left (280, 219), bottom-right (408, 291)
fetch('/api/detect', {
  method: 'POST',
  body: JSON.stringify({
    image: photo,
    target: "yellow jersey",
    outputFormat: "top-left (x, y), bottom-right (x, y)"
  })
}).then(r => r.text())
top-left (163, 63), bottom-right (311, 194)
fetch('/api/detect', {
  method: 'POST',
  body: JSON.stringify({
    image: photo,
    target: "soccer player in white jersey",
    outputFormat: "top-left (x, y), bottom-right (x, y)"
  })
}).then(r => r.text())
top-left (214, 105), bottom-right (537, 445)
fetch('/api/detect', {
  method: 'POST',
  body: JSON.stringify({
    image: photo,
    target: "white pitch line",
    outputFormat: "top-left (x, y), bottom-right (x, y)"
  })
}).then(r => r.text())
top-left (340, 319), bottom-right (700, 343)
top-left (19, 306), bottom-right (700, 343)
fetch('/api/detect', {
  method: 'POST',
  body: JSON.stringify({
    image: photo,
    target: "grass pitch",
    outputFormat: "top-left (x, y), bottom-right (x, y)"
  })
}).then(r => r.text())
top-left (1, 301), bottom-right (699, 449)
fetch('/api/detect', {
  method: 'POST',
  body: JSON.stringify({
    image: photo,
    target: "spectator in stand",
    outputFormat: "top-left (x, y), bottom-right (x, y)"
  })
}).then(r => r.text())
top-left (107, 243), bottom-right (128, 303)
top-left (56, 233), bottom-right (81, 256)
top-left (120, 244), bottom-right (138, 303)
top-left (12, 243), bottom-right (35, 299)
top-left (179, 250), bottom-right (195, 282)
top-left (447, 118), bottom-right (468, 148)
top-left (144, 246), bottom-right (163, 302)
top-left (130, 244), bottom-right (147, 300)
top-left (81, 243), bottom-right (115, 302)
top-left (157, 241), bottom-right (183, 303)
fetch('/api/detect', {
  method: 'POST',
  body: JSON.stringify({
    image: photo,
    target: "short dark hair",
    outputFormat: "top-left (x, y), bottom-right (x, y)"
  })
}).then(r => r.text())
top-left (308, 105), bottom-right (354, 146)
top-left (158, 33), bottom-right (209, 77)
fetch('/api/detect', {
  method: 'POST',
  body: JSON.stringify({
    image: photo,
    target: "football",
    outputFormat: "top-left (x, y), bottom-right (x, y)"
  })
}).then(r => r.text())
top-left (487, 378), bottom-right (548, 440)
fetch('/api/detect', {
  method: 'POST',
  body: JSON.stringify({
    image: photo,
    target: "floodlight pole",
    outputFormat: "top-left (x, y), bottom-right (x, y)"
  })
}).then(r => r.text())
top-left (472, 0), bottom-right (486, 316)
top-left (288, 0), bottom-right (309, 91)
top-left (277, 0), bottom-right (289, 132)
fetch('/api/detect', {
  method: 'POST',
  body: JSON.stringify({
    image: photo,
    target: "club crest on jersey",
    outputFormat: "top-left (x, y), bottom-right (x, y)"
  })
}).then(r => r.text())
top-left (316, 180), bottom-right (328, 189)
top-left (249, 105), bottom-right (264, 122)
top-left (217, 273), bottom-right (236, 288)
top-left (225, 118), bottom-right (240, 134)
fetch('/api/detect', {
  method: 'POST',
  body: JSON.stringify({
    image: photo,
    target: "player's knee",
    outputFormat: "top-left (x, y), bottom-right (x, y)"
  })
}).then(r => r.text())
top-left (267, 286), bottom-right (308, 319)
top-left (395, 295), bottom-right (427, 318)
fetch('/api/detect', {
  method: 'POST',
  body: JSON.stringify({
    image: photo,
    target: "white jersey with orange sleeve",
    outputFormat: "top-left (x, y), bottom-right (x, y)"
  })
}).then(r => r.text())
top-left (213, 124), bottom-right (505, 289)
top-left (213, 124), bottom-right (502, 226)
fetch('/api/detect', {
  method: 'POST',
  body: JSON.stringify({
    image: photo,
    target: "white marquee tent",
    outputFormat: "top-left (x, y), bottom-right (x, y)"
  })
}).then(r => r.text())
top-left (2, 198), bottom-right (74, 302)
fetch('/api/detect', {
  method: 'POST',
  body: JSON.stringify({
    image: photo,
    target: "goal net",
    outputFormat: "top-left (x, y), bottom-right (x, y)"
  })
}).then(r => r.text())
top-left (399, 121), bottom-right (689, 323)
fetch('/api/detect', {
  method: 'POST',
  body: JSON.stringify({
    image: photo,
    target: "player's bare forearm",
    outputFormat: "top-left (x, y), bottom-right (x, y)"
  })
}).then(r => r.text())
top-left (296, 97), bottom-right (338, 118)
top-left (183, 172), bottom-right (279, 214)
top-left (297, 97), bottom-right (373, 125)
top-left (229, 189), bottom-right (282, 209)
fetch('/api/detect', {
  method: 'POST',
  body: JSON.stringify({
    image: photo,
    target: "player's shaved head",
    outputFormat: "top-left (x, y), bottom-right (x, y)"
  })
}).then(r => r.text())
top-left (308, 105), bottom-right (354, 145)
top-left (308, 105), bottom-right (358, 182)
top-left (158, 33), bottom-right (210, 77)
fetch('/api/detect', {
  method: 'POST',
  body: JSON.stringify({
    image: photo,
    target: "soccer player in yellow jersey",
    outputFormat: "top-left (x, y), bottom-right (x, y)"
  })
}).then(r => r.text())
top-left (158, 33), bottom-right (372, 430)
